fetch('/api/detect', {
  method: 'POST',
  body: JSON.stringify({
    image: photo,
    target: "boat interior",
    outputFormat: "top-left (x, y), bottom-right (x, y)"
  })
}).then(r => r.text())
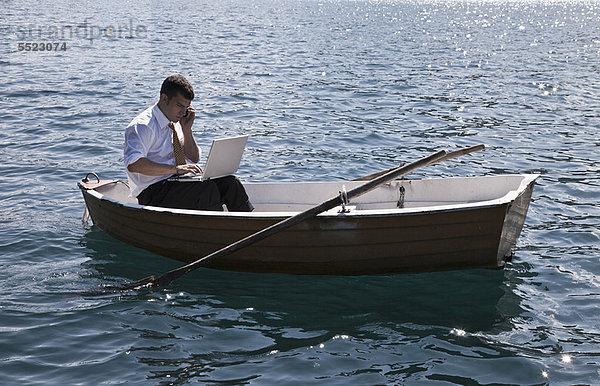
top-left (90, 174), bottom-right (536, 213)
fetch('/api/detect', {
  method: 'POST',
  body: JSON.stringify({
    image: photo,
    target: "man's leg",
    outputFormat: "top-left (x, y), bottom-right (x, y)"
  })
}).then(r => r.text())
top-left (212, 176), bottom-right (254, 212)
top-left (138, 179), bottom-right (223, 211)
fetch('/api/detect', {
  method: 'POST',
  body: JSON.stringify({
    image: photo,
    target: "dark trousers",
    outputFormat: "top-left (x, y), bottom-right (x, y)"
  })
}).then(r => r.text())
top-left (138, 175), bottom-right (253, 212)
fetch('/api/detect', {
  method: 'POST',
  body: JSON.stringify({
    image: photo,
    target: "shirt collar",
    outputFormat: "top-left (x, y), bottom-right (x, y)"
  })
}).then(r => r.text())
top-left (152, 103), bottom-right (171, 130)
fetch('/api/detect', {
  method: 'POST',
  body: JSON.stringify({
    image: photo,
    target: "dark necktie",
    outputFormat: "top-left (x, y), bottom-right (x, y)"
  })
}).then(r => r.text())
top-left (168, 122), bottom-right (186, 166)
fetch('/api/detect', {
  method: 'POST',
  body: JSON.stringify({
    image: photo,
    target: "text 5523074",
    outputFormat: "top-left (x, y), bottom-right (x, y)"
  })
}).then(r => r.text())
top-left (17, 42), bottom-right (67, 52)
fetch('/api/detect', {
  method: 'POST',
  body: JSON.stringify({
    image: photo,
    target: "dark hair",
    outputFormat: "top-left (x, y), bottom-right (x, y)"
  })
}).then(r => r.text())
top-left (160, 74), bottom-right (194, 100)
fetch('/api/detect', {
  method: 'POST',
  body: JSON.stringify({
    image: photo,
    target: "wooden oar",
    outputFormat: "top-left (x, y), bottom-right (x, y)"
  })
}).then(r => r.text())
top-left (352, 144), bottom-right (485, 181)
top-left (100, 149), bottom-right (451, 293)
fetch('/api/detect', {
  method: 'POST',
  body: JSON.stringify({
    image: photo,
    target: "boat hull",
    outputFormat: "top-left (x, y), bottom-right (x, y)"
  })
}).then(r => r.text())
top-left (79, 175), bottom-right (537, 275)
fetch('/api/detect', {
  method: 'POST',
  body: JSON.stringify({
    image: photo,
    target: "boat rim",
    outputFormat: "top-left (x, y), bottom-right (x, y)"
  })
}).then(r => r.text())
top-left (80, 174), bottom-right (539, 219)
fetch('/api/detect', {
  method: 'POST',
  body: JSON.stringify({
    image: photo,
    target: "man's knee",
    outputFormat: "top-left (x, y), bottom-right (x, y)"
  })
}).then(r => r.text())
top-left (196, 181), bottom-right (223, 210)
top-left (215, 175), bottom-right (239, 186)
top-left (212, 176), bottom-right (252, 212)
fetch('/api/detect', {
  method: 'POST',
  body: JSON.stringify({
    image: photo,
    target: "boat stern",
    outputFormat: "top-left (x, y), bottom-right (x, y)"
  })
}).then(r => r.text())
top-left (496, 175), bottom-right (538, 265)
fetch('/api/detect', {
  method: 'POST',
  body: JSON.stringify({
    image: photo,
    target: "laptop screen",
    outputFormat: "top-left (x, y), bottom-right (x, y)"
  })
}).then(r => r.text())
top-left (202, 135), bottom-right (249, 180)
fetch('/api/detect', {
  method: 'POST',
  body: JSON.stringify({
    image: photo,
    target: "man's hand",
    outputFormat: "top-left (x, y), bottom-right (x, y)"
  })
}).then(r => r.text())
top-left (128, 158), bottom-right (202, 176)
top-left (178, 106), bottom-right (200, 163)
top-left (179, 105), bottom-right (195, 132)
top-left (175, 163), bottom-right (203, 175)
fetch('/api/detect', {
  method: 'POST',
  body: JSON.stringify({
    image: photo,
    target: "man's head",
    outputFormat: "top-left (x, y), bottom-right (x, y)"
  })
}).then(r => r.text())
top-left (158, 74), bottom-right (195, 122)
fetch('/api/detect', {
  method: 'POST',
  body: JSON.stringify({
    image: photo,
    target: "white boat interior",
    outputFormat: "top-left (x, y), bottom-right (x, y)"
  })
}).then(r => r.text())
top-left (92, 174), bottom-right (538, 215)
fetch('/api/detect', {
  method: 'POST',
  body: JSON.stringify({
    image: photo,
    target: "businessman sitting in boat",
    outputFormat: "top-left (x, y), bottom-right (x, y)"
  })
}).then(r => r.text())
top-left (123, 74), bottom-right (253, 211)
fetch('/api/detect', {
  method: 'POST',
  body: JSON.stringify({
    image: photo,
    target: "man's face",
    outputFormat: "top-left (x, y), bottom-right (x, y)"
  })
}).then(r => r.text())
top-left (160, 93), bottom-right (191, 122)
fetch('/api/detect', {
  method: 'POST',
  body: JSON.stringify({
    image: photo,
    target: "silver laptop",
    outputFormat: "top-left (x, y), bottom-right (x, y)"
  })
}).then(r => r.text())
top-left (173, 135), bottom-right (249, 181)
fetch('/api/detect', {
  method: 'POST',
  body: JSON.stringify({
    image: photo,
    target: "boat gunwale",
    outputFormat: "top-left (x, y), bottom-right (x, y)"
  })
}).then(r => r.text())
top-left (80, 174), bottom-right (539, 220)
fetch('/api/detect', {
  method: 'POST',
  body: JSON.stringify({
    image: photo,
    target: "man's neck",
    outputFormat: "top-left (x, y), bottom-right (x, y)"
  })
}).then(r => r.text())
top-left (157, 101), bottom-right (168, 120)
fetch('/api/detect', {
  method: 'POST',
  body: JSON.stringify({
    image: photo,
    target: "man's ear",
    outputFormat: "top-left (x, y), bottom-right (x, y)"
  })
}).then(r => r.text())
top-left (159, 93), bottom-right (169, 104)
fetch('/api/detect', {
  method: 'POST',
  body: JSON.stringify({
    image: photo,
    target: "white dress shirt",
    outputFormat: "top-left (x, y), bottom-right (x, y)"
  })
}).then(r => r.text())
top-left (123, 103), bottom-right (199, 197)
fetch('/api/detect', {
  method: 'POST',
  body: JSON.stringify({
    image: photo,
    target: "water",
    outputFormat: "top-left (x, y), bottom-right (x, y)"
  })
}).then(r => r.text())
top-left (1, 0), bottom-right (599, 383)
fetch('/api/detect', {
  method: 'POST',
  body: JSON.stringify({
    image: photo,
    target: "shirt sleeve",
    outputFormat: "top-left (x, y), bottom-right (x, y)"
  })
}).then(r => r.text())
top-left (124, 123), bottom-right (151, 167)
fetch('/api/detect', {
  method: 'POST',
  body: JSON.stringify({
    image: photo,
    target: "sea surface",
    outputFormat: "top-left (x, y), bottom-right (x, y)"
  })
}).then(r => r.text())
top-left (1, 0), bottom-right (599, 384)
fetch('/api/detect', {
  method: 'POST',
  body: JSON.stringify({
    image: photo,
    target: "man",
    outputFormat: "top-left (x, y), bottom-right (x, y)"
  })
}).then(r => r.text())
top-left (124, 74), bottom-right (253, 211)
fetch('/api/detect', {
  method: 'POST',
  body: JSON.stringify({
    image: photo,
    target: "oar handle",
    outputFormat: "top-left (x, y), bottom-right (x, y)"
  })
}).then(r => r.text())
top-left (353, 144), bottom-right (485, 181)
top-left (439, 144), bottom-right (485, 163)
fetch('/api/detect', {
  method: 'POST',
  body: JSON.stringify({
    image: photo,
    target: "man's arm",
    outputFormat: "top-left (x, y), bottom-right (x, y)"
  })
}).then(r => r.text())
top-left (179, 106), bottom-right (199, 163)
top-left (127, 158), bottom-right (202, 175)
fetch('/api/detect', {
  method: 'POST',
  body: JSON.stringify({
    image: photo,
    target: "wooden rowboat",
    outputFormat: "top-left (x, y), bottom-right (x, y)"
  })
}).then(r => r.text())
top-left (79, 174), bottom-right (537, 275)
